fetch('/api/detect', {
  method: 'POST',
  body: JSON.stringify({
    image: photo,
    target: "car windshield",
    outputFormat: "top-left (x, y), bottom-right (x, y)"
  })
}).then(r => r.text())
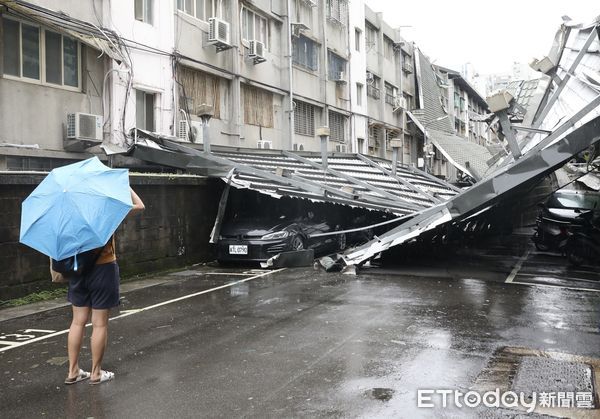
top-left (547, 192), bottom-right (600, 210)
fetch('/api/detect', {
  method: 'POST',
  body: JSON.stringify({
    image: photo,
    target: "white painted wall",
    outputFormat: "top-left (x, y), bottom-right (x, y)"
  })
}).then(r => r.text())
top-left (107, 0), bottom-right (175, 146)
top-left (349, 0), bottom-right (368, 153)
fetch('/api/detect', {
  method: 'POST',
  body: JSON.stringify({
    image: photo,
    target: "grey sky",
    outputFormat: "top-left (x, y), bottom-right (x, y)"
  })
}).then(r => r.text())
top-left (364, 0), bottom-right (597, 75)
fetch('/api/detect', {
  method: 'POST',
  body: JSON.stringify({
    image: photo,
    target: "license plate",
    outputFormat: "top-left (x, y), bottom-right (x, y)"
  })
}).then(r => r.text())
top-left (229, 245), bottom-right (248, 255)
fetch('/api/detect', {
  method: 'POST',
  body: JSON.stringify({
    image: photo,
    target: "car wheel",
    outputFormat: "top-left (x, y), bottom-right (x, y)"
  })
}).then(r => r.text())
top-left (567, 241), bottom-right (585, 266)
top-left (290, 235), bottom-right (305, 251)
top-left (533, 232), bottom-right (551, 251)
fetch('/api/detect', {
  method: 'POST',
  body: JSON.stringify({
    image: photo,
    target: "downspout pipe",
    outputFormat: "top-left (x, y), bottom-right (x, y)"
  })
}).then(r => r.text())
top-left (287, 0), bottom-right (295, 150)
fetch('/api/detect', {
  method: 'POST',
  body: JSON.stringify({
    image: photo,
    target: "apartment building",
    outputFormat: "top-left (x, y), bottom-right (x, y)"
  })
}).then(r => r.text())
top-left (436, 66), bottom-right (490, 146)
top-left (0, 0), bottom-right (464, 175)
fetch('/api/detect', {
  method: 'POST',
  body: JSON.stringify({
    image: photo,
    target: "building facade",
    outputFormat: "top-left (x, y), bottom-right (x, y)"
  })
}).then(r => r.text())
top-left (0, 0), bottom-right (487, 177)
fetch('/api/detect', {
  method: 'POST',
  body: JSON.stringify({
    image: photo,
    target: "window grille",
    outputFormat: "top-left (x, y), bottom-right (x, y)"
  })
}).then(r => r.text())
top-left (329, 111), bottom-right (346, 143)
top-left (294, 100), bottom-right (315, 136)
top-left (326, 0), bottom-right (348, 26)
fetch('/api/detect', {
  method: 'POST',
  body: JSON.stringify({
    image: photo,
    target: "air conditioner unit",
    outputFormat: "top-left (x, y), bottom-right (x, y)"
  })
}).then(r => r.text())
top-left (393, 96), bottom-right (407, 112)
top-left (257, 140), bottom-right (272, 149)
top-left (333, 71), bottom-right (347, 84)
top-left (177, 119), bottom-right (204, 143)
top-left (366, 71), bottom-right (374, 83)
top-left (208, 17), bottom-right (231, 51)
top-left (248, 40), bottom-right (266, 64)
top-left (335, 144), bottom-right (348, 153)
top-left (293, 143), bottom-right (304, 151)
top-left (66, 112), bottom-right (103, 141)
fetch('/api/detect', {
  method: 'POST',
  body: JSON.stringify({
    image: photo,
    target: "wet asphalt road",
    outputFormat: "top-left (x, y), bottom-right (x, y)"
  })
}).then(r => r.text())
top-left (1, 235), bottom-right (599, 418)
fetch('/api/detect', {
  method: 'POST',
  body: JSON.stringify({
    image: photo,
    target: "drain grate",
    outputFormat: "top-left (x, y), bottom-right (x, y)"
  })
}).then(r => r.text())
top-left (512, 356), bottom-right (595, 405)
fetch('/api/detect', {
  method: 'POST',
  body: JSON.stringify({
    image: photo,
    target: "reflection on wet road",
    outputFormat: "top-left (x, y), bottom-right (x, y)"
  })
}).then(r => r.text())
top-left (0, 251), bottom-right (598, 417)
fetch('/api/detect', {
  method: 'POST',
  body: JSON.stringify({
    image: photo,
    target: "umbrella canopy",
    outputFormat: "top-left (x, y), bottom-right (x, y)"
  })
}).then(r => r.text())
top-left (20, 157), bottom-right (133, 260)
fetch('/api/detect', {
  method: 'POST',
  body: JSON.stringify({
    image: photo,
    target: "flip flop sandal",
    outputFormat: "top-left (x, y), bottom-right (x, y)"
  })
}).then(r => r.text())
top-left (89, 370), bottom-right (114, 385)
top-left (64, 369), bottom-right (91, 385)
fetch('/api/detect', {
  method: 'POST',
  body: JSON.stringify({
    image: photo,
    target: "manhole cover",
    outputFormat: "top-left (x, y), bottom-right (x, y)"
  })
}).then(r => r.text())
top-left (512, 356), bottom-right (595, 406)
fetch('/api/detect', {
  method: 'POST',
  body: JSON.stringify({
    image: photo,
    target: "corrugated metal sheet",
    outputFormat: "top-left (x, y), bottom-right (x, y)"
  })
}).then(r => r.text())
top-left (131, 134), bottom-right (459, 216)
top-left (428, 130), bottom-right (494, 180)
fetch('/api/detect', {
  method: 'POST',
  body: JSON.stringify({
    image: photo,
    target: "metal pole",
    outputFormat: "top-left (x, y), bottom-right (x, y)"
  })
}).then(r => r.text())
top-left (287, 0), bottom-right (295, 150)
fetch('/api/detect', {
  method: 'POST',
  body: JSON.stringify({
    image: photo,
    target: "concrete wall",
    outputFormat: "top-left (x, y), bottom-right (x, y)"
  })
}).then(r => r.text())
top-left (0, 174), bottom-right (223, 300)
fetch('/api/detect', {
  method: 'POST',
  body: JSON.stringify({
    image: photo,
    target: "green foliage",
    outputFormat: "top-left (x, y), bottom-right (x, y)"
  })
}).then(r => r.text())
top-left (0, 288), bottom-right (68, 308)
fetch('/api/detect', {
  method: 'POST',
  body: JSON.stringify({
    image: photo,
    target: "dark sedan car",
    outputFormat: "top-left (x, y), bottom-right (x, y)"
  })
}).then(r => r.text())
top-left (217, 215), bottom-right (345, 263)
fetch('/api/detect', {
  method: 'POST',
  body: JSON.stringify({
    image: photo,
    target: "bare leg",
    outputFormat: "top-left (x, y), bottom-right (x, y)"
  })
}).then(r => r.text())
top-left (90, 308), bottom-right (110, 380)
top-left (67, 306), bottom-right (91, 379)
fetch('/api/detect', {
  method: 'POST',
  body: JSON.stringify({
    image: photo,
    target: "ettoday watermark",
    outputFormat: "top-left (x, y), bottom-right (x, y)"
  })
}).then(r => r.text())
top-left (417, 389), bottom-right (594, 412)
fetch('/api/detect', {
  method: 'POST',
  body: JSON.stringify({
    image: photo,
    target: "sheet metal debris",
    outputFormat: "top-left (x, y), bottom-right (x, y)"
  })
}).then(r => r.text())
top-left (340, 17), bottom-right (600, 267)
top-left (131, 132), bottom-right (459, 216)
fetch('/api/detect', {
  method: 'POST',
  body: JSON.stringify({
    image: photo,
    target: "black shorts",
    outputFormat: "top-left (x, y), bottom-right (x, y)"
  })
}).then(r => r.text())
top-left (67, 262), bottom-right (120, 309)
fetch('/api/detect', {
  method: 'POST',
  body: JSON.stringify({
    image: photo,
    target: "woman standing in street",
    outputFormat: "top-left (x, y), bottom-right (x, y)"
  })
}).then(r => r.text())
top-left (64, 187), bottom-right (145, 385)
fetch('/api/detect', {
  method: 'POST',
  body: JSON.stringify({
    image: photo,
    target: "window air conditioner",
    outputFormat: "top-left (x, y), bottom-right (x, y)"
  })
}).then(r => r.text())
top-left (66, 112), bottom-right (103, 141)
top-left (335, 144), bottom-right (348, 153)
top-left (177, 120), bottom-right (204, 143)
top-left (208, 17), bottom-right (231, 50)
top-left (248, 40), bottom-right (266, 64)
top-left (257, 140), bottom-right (272, 149)
top-left (393, 96), bottom-right (407, 112)
top-left (333, 71), bottom-right (347, 84)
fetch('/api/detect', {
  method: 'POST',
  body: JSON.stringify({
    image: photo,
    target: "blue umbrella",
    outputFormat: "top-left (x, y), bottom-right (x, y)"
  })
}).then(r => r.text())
top-left (20, 157), bottom-right (132, 260)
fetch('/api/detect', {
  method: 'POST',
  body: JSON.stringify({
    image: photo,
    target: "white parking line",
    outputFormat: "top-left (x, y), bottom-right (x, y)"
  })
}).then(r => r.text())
top-left (510, 280), bottom-right (600, 293)
top-left (505, 250), bottom-right (530, 283)
top-left (0, 269), bottom-right (286, 353)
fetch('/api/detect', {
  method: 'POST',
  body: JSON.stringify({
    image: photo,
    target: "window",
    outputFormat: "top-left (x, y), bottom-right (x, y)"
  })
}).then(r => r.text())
top-left (356, 83), bottom-right (363, 106)
top-left (295, 0), bottom-right (313, 26)
top-left (136, 90), bottom-right (155, 131)
top-left (329, 111), bottom-right (346, 143)
top-left (365, 22), bottom-right (377, 50)
top-left (294, 100), bottom-right (316, 136)
top-left (176, 0), bottom-right (225, 21)
top-left (177, 66), bottom-right (222, 119)
top-left (327, 51), bottom-right (346, 80)
top-left (2, 17), bottom-right (80, 89)
top-left (383, 36), bottom-right (394, 61)
top-left (384, 82), bottom-right (397, 106)
top-left (367, 73), bottom-right (380, 99)
top-left (242, 84), bottom-right (273, 127)
top-left (326, 0), bottom-right (348, 26)
top-left (355, 28), bottom-right (361, 51)
top-left (369, 124), bottom-right (381, 147)
top-left (404, 135), bottom-right (412, 154)
top-left (401, 52), bottom-right (413, 73)
top-left (135, 0), bottom-right (153, 24)
top-left (403, 93), bottom-right (413, 111)
top-left (292, 35), bottom-right (318, 71)
top-left (242, 7), bottom-right (268, 47)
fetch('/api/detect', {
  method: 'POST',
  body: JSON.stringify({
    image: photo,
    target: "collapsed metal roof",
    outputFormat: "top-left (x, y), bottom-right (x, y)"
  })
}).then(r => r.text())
top-left (125, 17), bottom-right (600, 269)
top-left (342, 16), bottom-right (600, 266)
top-left (411, 50), bottom-right (496, 181)
top-left (131, 134), bottom-right (459, 216)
